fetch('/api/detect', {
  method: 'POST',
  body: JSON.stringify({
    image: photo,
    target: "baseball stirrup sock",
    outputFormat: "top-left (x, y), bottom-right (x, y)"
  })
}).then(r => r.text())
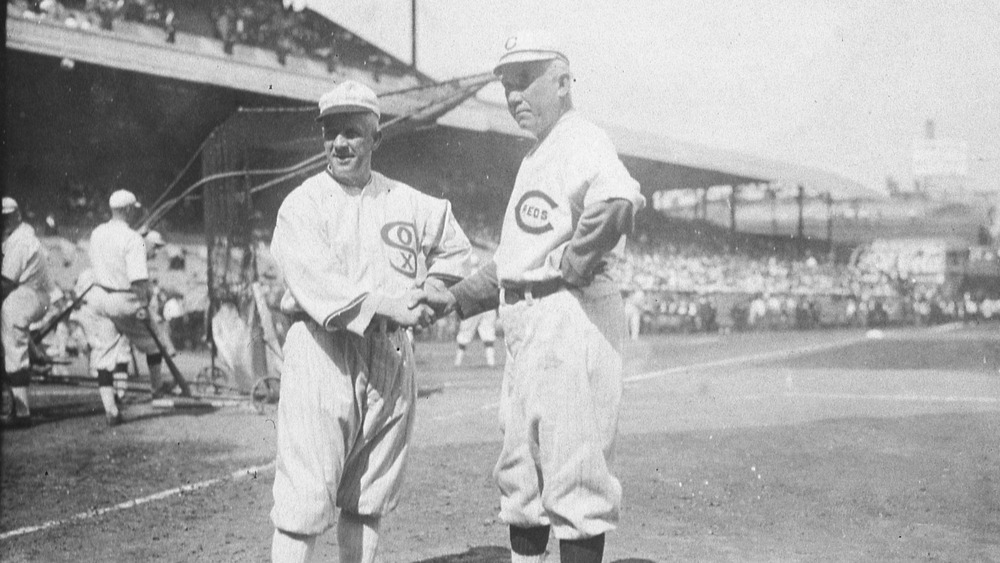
top-left (510, 525), bottom-right (550, 556)
top-left (559, 534), bottom-right (604, 563)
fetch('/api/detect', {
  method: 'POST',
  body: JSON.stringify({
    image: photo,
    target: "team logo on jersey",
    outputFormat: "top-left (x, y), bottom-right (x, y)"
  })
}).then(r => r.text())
top-left (381, 221), bottom-right (418, 278)
top-left (514, 190), bottom-right (558, 234)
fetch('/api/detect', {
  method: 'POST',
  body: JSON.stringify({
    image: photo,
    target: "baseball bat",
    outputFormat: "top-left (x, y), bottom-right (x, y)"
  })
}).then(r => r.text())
top-left (137, 309), bottom-right (192, 397)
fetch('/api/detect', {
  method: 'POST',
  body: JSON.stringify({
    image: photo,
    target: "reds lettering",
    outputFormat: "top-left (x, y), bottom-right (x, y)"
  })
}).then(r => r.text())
top-left (514, 190), bottom-right (558, 234)
top-left (380, 221), bottom-right (418, 278)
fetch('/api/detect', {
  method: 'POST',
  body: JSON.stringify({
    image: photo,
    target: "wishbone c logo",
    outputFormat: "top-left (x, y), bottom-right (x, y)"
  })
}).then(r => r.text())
top-left (514, 190), bottom-right (557, 234)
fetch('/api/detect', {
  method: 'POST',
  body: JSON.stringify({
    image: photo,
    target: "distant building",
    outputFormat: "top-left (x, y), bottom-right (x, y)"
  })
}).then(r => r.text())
top-left (912, 119), bottom-right (968, 201)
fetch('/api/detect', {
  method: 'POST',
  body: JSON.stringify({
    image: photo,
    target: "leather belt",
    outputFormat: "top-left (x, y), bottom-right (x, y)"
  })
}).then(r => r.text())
top-left (500, 278), bottom-right (564, 306)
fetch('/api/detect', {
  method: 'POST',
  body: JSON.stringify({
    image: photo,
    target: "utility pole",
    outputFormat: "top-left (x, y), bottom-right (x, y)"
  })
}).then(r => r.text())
top-left (411, 0), bottom-right (417, 70)
top-left (729, 185), bottom-right (739, 253)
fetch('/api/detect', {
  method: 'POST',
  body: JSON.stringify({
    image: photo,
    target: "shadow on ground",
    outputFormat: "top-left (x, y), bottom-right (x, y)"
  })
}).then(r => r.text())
top-left (410, 546), bottom-right (657, 563)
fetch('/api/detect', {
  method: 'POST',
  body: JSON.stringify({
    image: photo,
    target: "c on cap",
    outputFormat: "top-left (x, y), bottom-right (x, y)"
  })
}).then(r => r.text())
top-left (109, 190), bottom-right (140, 209)
top-left (494, 30), bottom-right (568, 75)
top-left (316, 80), bottom-right (380, 121)
top-left (2, 197), bottom-right (18, 214)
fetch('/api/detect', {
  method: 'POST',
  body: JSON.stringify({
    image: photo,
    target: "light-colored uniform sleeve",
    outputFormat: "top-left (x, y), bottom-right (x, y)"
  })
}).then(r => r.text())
top-left (416, 195), bottom-right (471, 284)
top-left (271, 191), bottom-right (382, 336)
top-left (574, 132), bottom-right (645, 213)
top-left (125, 233), bottom-right (150, 283)
top-left (2, 228), bottom-right (48, 289)
top-left (2, 236), bottom-right (32, 283)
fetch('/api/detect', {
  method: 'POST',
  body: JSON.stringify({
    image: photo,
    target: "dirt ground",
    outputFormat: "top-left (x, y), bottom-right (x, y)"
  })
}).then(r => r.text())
top-left (2, 325), bottom-right (999, 562)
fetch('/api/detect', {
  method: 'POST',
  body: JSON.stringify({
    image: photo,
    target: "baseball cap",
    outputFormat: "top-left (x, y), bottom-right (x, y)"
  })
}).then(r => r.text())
top-left (109, 190), bottom-right (141, 209)
top-left (316, 80), bottom-right (380, 121)
top-left (494, 30), bottom-right (569, 75)
top-left (145, 230), bottom-right (166, 248)
top-left (2, 197), bottom-right (18, 214)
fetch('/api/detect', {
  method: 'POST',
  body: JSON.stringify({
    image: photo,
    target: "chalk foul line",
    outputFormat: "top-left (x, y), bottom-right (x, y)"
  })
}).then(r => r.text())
top-left (625, 334), bottom-right (867, 384)
top-left (0, 461), bottom-right (275, 541)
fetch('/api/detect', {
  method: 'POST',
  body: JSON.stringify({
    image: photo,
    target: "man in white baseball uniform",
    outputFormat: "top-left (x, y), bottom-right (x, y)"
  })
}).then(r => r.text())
top-left (87, 190), bottom-right (176, 426)
top-left (418, 31), bottom-right (646, 563)
top-left (2, 197), bottom-right (54, 428)
top-left (268, 80), bottom-right (471, 563)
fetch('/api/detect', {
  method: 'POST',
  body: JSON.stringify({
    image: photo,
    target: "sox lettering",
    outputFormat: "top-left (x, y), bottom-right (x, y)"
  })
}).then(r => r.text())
top-left (381, 221), bottom-right (418, 278)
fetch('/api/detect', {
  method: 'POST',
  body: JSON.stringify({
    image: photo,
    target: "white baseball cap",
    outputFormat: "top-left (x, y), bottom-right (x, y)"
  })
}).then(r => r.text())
top-left (494, 30), bottom-right (569, 76)
top-left (109, 189), bottom-right (141, 209)
top-left (316, 80), bottom-right (380, 121)
top-left (2, 197), bottom-right (18, 214)
top-left (145, 230), bottom-right (166, 248)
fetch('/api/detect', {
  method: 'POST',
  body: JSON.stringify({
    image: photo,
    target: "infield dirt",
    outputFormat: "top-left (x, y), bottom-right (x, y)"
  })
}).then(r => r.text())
top-left (2, 326), bottom-right (998, 562)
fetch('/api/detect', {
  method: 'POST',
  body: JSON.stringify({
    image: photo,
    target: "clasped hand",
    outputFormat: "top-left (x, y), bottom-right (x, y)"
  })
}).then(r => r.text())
top-left (376, 282), bottom-right (456, 328)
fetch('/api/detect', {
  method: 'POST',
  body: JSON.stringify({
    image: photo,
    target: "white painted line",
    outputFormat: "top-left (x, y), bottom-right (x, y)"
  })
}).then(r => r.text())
top-left (785, 392), bottom-right (1000, 404)
top-left (0, 462), bottom-right (275, 541)
top-left (625, 335), bottom-right (866, 384)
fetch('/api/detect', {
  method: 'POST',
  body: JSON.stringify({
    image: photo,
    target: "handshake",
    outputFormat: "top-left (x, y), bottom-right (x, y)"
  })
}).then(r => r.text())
top-left (375, 280), bottom-right (457, 328)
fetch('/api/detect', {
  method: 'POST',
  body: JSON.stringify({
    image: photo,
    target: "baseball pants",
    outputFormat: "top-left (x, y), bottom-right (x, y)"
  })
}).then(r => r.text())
top-left (86, 287), bottom-right (174, 371)
top-left (271, 321), bottom-right (416, 535)
top-left (3, 286), bottom-right (49, 373)
top-left (495, 287), bottom-right (626, 540)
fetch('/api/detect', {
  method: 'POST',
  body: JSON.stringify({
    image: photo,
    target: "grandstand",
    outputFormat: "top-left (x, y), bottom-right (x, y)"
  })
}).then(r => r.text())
top-left (5, 0), bottom-right (998, 344)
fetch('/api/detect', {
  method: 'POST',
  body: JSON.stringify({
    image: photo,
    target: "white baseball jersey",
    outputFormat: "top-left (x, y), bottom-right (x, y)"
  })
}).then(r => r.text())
top-left (490, 110), bottom-right (645, 540)
top-left (269, 169), bottom-right (471, 534)
top-left (3, 223), bottom-right (53, 372)
top-left (86, 220), bottom-right (172, 369)
top-left (273, 170), bottom-right (470, 333)
top-left (494, 110), bottom-right (644, 285)
top-left (88, 218), bottom-right (149, 290)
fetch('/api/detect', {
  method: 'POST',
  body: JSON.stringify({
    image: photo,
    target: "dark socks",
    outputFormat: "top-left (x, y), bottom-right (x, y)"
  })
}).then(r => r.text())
top-left (510, 525), bottom-right (550, 556)
top-left (559, 534), bottom-right (604, 563)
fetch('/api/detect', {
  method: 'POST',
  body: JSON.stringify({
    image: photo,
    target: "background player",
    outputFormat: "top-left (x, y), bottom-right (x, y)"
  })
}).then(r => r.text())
top-left (453, 254), bottom-right (498, 367)
top-left (86, 190), bottom-right (175, 426)
top-left (417, 31), bottom-right (646, 563)
top-left (268, 80), bottom-right (470, 563)
top-left (2, 197), bottom-right (54, 428)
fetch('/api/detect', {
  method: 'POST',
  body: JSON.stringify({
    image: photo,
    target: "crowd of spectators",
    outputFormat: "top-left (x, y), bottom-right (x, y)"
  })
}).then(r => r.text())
top-left (615, 225), bottom-right (999, 335)
top-left (9, 0), bottom-right (408, 78)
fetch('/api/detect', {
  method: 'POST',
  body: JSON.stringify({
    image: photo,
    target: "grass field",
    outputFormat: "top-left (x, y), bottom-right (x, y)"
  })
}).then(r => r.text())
top-left (2, 323), bottom-right (998, 562)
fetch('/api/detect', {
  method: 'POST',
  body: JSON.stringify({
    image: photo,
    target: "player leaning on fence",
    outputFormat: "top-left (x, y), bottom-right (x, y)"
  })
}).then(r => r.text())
top-left (416, 31), bottom-right (646, 563)
top-left (268, 80), bottom-right (471, 563)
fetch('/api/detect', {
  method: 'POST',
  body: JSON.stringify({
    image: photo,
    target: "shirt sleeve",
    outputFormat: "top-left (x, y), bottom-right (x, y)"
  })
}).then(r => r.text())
top-left (416, 194), bottom-right (472, 285)
top-left (2, 235), bottom-right (29, 282)
top-left (575, 131), bottom-right (645, 212)
top-left (271, 190), bottom-right (382, 336)
top-left (125, 232), bottom-right (150, 283)
top-left (450, 259), bottom-right (500, 319)
top-left (559, 199), bottom-right (634, 286)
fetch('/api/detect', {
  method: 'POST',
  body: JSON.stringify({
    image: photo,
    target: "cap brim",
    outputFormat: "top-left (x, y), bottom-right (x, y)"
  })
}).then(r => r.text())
top-left (493, 51), bottom-right (566, 75)
top-left (316, 105), bottom-right (380, 121)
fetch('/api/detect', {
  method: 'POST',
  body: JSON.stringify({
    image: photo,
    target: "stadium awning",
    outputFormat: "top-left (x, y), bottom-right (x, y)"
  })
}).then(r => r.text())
top-left (441, 97), bottom-right (877, 201)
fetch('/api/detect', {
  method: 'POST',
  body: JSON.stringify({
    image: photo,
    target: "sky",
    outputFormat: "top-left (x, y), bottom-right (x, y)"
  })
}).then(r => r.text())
top-left (304, 0), bottom-right (1000, 197)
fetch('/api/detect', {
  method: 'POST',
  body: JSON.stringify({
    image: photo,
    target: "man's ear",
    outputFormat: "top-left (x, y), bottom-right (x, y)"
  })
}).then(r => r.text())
top-left (556, 70), bottom-right (573, 97)
top-left (372, 129), bottom-right (383, 150)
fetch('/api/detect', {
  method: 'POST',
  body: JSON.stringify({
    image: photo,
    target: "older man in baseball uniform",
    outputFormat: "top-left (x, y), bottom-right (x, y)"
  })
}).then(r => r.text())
top-left (2, 197), bottom-right (53, 428)
top-left (87, 190), bottom-right (175, 426)
top-left (268, 80), bottom-right (471, 563)
top-left (418, 31), bottom-right (645, 563)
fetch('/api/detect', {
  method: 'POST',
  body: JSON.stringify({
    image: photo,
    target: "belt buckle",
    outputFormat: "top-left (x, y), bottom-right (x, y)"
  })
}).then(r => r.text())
top-left (524, 287), bottom-right (534, 305)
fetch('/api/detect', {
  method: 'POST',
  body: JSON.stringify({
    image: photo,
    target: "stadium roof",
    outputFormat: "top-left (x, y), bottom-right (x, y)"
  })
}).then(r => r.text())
top-left (442, 97), bottom-right (877, 201)
top-left (7, 12), bottom-right (875, 202)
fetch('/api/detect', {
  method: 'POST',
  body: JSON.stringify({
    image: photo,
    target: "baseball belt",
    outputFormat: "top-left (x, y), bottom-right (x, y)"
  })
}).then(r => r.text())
top-left (500, 278), bottom-right (565, 305)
